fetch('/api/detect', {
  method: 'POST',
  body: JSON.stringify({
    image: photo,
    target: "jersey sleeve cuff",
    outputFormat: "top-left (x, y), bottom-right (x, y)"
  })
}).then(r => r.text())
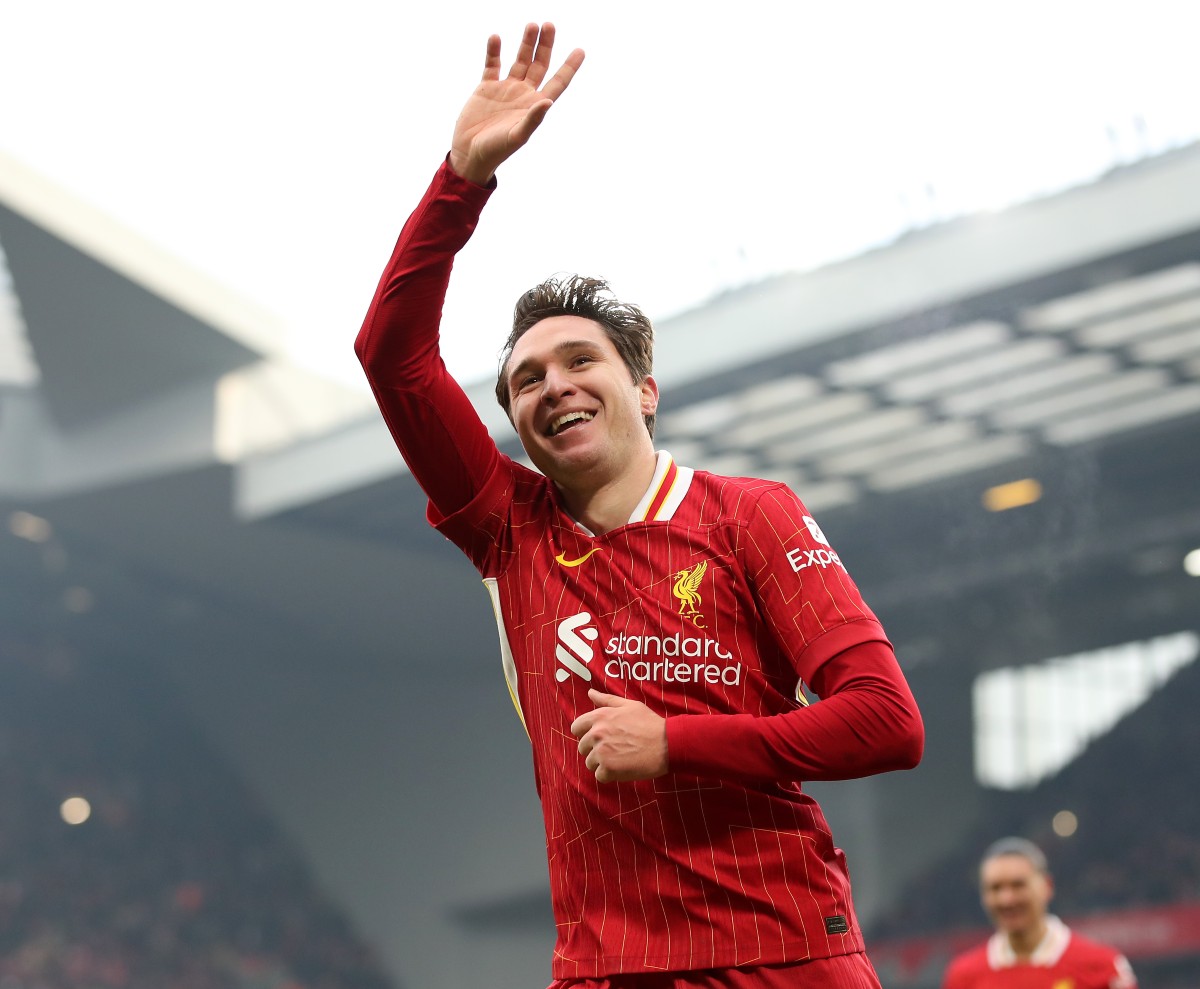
top-left (436, 154), bottom-right (499, 200)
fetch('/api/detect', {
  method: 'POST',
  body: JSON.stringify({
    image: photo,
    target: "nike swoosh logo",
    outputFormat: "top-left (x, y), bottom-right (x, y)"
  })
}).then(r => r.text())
top-left (555, 547), bottom-right (602, 568)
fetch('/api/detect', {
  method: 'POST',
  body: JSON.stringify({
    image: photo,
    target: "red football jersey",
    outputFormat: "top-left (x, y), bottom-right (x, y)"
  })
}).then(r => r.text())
top-left (357, 161), bottom-right (921, 979)
top-left (943, 918), bottom-right (1137, 989)
top-left (436, 448), bottom-right (884, 976)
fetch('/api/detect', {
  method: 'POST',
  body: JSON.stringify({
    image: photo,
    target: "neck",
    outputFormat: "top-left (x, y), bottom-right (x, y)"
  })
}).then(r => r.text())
top-left (556, 448), bottom-right (659, 535)
top-left (1006, 919), bottom-right (1049, 960)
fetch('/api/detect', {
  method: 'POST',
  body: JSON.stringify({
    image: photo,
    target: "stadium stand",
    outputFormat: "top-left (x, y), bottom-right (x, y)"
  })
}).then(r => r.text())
top-left (0, 634), bottom-right (396, 989)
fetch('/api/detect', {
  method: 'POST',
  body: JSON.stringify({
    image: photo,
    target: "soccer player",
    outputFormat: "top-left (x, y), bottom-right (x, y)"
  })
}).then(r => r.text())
top-left (942, 838), bottom-right (1137, 989)
top-left (355, 22), bottom-right (924, 989)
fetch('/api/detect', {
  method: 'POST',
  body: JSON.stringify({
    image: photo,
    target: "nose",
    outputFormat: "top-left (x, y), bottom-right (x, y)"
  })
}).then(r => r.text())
top-left (540, 364), bottom-right (574, 403)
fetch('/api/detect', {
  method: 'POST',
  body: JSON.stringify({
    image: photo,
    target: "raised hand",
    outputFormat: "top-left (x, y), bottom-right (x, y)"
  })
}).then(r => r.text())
top-left (449, 22), bottom-right (585, 186)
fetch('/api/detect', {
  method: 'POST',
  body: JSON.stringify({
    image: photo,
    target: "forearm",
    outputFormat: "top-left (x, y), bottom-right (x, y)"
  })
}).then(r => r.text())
top-left (354, 161), bottom-right (501, 516)
top-left (355, 159), bottom-right (493, 388)
top-left (666, 640), bottom-right (924, 785)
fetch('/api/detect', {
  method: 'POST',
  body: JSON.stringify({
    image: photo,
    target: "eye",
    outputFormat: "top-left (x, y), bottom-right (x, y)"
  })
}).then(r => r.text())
top-left (570, 355), bottom-right (594, 368)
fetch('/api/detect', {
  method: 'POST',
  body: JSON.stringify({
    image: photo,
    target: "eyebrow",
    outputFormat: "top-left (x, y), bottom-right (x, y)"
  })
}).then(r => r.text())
top-left (507, 339), bottom-right (602, 389)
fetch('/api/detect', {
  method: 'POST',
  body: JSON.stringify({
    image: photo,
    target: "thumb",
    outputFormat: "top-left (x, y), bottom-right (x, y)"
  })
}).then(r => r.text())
top-left (588, 688), bottom-right (625, 707)
top-left (511, 99), bottom-right (553, 144)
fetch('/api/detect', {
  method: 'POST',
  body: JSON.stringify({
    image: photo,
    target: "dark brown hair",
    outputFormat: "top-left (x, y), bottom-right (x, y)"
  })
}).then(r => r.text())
top-left (495, 275), bottom-right (656, 437)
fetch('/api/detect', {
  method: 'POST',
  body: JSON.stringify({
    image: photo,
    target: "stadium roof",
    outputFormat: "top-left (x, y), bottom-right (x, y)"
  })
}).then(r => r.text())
top-left (233, 142), bottom-right (1200, 669)
top-left (4, 139), bottom-right (1198, 668)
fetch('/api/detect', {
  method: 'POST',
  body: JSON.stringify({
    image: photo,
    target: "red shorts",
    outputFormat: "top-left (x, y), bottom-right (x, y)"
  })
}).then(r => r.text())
top-left (548, 952), bottom-right (882, 989)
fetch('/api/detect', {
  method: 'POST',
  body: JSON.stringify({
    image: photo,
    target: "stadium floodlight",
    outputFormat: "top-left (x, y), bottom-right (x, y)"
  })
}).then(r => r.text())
top-left (1051, 810), bottom-right (1079, 837)
top-left (1184, 549), bottom-right (1200, 577)
top-left (60, 797), bottom-right (92, 826)
top-left (982, 478), bottom-right (1043, 512)
top-left (8, 510), bottom-right (52, 542)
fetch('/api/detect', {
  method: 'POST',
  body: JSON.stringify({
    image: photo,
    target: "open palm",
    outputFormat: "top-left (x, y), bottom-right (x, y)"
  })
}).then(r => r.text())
top-left (449, 23), bottom-right (585, 185)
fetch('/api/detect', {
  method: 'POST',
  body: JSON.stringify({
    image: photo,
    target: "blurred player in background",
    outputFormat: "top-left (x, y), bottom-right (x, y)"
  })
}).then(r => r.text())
top-left (943, 837), bottom-right (1137, 989)
top-left (355, 21), bottom-right (923, 989)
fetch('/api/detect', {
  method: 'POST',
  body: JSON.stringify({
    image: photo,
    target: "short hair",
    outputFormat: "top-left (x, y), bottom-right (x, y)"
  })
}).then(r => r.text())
top-left (981, 837), bottom-right (1049, 874)
top-left (495, 275), bottom-right (656, 438)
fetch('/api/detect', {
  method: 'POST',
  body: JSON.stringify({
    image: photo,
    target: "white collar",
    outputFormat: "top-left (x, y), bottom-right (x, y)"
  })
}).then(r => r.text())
top-left (568, 450), bottom-right (695, 534)
top-left (988, 915), bottom-right (1071, 969)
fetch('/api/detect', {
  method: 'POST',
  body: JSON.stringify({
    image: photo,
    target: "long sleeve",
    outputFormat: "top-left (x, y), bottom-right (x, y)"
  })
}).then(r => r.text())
top-left (665, 638), bottom-right (924, 783)
top-left (354, 160), bottom-right (504, 519)
top-left (664, 480), bottom-right (924, 785)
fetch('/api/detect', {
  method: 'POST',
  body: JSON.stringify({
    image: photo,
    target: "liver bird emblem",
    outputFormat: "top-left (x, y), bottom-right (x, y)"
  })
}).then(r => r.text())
top-left (672, 561), bottom-right (707, 622)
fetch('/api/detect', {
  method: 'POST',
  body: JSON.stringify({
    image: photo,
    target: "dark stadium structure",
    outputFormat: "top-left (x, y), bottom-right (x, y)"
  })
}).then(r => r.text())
top-left (1, 141), bottom-right (1198, 988)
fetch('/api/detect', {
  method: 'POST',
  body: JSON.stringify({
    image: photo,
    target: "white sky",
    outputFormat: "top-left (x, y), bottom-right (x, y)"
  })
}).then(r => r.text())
top-left (3, 1), bottom-right (1199, 389)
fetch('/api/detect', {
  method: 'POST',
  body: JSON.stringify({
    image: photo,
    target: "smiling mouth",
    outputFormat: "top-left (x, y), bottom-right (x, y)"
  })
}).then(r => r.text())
top-left (547, 411), bottom-right (595, 436)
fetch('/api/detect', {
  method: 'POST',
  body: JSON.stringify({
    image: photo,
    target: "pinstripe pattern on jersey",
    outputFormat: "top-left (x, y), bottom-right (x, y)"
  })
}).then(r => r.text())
top-left (438, 451), bottom-right (875, 978)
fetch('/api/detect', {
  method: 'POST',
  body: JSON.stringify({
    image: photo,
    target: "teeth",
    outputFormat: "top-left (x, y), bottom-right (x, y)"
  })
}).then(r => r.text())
top-left (550, 411), bottom-right (594, 436)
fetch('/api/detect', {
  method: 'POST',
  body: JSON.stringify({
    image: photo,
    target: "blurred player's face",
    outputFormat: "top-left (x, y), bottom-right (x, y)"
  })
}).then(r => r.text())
top-left (980, 854), bottom-right (1053, 940)
top-left (506, 315), bottom-right (657, 485)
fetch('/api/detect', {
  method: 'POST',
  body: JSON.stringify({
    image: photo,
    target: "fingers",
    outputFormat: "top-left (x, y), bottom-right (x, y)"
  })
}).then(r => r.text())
top-left (507, 22), bottom-right (541, 81)
top-left (524, 22), bottom-right (555, 87)
top-left (569, 691), bottom-right (626, 739)
top-left (539, 46), bottom-right (586, 103)
top-left (481, 34), bottom-right (502, 82)
top-left (583, 743), bottom-right (613, 783)
top-left (503, 22), bottom-right (584, 102)
top-left (586, 751), bottom-right (607, 780)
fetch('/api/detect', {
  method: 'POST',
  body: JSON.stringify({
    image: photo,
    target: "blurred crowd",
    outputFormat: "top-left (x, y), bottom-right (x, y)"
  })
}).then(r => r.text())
top-left (0, 636), bottom-right (395, 989)
top-left (870, 655), bottom-right (1200, 941)
top-left (865, 655), bottom-right (1200, 989)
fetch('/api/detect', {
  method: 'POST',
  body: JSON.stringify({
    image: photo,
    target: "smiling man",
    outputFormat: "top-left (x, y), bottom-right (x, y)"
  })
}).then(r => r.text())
top-left (943, 838), bottom-right (1137, 989)
top-left (355, 22), bottom-right (923, 989)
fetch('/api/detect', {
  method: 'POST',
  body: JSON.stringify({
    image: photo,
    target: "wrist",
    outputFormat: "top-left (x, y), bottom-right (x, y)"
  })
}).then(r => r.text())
top-left (448, 149), bottom-right (495, 187)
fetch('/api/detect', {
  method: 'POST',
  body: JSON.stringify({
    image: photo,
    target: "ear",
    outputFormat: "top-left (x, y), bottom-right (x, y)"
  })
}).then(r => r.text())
top-left (639, 375), bottom-right (659, 417)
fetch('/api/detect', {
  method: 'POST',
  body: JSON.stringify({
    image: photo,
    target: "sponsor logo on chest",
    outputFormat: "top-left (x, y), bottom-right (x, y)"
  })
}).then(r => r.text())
top-left (553, 559), bottom-right (742, 686)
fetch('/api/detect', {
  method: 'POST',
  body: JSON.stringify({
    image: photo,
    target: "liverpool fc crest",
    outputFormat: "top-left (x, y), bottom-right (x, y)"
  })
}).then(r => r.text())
top-left (672, 561), bottom-right (708, 626)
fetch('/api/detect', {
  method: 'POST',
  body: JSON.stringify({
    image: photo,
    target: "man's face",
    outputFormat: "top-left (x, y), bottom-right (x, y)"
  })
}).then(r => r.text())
top-left (505, 315), bottom-right (657, 484)
top-left (980, 854), bottom-right (1053, 939)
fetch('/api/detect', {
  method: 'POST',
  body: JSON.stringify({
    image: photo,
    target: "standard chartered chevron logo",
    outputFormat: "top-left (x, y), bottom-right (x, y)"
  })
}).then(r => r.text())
top-left (555, 612), bottom-right (598, 682)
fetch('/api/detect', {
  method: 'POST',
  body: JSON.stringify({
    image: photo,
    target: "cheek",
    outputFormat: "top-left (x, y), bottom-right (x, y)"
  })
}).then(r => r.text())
top-left (511, 400), bottom-right (537, 435)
